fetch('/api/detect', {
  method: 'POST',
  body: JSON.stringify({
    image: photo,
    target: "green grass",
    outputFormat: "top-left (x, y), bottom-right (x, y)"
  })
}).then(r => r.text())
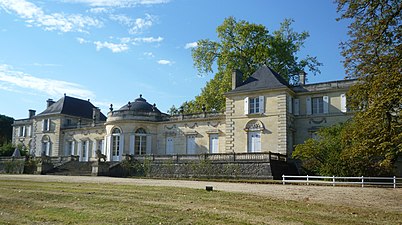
top-left (0, 179), bottom-right (400, 224)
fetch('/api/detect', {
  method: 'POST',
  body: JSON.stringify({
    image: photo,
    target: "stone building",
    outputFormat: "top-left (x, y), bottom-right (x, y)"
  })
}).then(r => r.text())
top-left (12, 65), bottom-right (355, 162)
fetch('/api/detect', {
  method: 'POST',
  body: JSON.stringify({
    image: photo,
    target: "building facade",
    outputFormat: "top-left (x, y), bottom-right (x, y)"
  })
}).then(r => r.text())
top-left (12, 66), bottom-right (355, 161)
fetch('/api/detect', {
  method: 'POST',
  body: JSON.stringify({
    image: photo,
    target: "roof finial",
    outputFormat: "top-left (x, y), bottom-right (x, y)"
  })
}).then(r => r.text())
top-left (140, 94), bottom-right (142, 98)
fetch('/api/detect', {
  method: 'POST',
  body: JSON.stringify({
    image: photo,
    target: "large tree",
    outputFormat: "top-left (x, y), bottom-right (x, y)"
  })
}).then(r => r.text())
top-left (0, 114), bottom-right (14, 145)
top-left (336, 0), bottom-right (402, 175)
top-left (182, 17), bottom-right (321, 113)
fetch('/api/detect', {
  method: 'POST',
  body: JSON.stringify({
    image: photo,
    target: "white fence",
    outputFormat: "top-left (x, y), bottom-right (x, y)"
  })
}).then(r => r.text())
top-left (282, 175), bottom-right (401, 188)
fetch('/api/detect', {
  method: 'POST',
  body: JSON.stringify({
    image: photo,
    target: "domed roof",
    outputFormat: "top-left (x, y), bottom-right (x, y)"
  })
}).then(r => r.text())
top-left (119, 94), bottom-right (161, 113)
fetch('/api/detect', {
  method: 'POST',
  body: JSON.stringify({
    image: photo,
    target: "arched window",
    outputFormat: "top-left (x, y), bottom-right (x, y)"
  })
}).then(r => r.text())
top-left (135, 128), bottom-right (147, 155)
top-left (41, 135), bottom-right (51, 156)
top-left (244, 120), bottom-right (264, 153)
top-left (112, 128), bottom-right (121, 159)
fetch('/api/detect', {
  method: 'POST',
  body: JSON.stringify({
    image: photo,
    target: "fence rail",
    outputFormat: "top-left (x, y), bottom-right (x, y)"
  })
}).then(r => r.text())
top-left (282, 175), bottom-right (401, 188)
top-left (131, 152), bottom-right (286, 163)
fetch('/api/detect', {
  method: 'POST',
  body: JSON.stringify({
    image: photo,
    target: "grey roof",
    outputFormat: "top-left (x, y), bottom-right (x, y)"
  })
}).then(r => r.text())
top-left (119, 95), bottom-right (161, 113)
top-left (228, 65), bottom-right (290, 94)
top-left (37, 96), bottom-right (107, 120)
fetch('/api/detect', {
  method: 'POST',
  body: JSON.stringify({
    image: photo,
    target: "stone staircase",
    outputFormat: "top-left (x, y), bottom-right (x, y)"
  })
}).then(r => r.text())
top-left (46, 161), bottom-right (93, 176)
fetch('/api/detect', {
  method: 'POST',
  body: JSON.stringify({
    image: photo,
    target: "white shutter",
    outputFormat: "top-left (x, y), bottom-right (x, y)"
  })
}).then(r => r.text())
top-left (22, 126), bottom-right (26, 137)
top-left (306, 97), bottom-right (312, 115)
top-left (244, 97), bottom-right (249, 115)
top-left (129, 135), bottom-right (135, 155)
top-left (71, 140), bottom-right (75, 155)
top-left (258, 96), bottom-right (264, 113)
top-left (146, 136), bottom-right (152, 154)
top-left (47, 119), bottom-right (50, 131)
top-left (27, 125), bottom-right (32, 137)
top-left (77, 141), bottom-right (82, 161)
top-left (102, 136), bottom-right (107, 155)
top-left (294, 99), bottom-right (300, 115)
top-left (323, 96), bottom-right (329, 114)
top-left (340, 94), bottom-right (347, 112)
top-left (106, 135), bottom-right (112, 161)
top-left (288, 96), bottom-right (293, 113)
top-left (42, 120), bottom-right (45, 131)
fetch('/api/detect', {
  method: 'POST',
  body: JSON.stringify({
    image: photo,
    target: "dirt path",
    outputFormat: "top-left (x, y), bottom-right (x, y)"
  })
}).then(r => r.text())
top-left (1, 174), bottom-right (401, 212)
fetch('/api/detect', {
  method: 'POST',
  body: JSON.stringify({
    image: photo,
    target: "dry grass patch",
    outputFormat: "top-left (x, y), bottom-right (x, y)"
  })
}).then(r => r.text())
top-left (0, 179), bottom-right (400, 224)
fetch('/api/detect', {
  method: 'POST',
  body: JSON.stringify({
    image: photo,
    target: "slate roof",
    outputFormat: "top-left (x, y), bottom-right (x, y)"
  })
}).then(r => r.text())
top-left (227, 65), bottom-right (290, 94)
top-left (119, 95), bottom-right (161, 113)
top-left (36, 96), bottom-right (107, 120)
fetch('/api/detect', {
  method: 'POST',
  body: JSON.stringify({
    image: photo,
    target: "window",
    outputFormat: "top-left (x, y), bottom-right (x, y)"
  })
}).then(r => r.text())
top-left (66, 141), bottom-right (74, 155)
top-left (166, 137), bottom-right (174, 155)
top-left (18, 126), bottom-right (25, 137)
top-left (250, 97), bottom-right (260, 114)
top-left (244, 96), bottom-right (264, 114)
top-left (186, 135), bottom-right (196, 154)
top-left (312, 97), bottom-right (324, 114)
top-left (82, 141), bottom-right (87, 158)
top-left (42, 135), bottom-right (51, 156)
top-left (209, 134), bottom-right (219, 154)
top-left (112, 128), bottom-right (121, 158)
top-left (97, 140), bottom-right (103, 154)
top-left (42, 119), bottom-right (50, 131)
top-left (134, 128), bottom-right (147, 155)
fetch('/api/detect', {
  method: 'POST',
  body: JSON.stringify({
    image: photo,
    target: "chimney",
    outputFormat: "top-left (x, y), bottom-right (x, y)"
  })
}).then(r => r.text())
top-left (232, 69), bottom-right (243, 90)
top-left (28, 109), bottom-right (36, 119)
top-left (93, 107), bottom-right (100, 122)
top-left (299, 71), bottom-right (306, 85)
top-left (47, 99), bottom-right (55, 108)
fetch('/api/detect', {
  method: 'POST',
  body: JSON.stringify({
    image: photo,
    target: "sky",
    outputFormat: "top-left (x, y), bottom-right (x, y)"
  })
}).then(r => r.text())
top-left (0, 0), bottom-right (351, 119)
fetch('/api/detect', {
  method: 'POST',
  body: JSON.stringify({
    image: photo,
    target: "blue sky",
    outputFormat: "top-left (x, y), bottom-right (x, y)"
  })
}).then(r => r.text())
top-left (0, 0), bottom-right (350, 119)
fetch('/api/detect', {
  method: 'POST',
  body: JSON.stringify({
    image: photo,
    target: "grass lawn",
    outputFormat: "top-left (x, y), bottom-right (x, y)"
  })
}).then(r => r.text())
top-left (0, 179), bottom-right (400, 224)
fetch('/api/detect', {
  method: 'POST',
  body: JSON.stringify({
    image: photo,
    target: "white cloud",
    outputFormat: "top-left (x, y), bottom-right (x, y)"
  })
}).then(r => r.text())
top-left (0, 0), bottom-right (102, 33)
top-left (62, 0), bottom-right (170, 7)
top-left (76, 37), bottom-right (89, 44)
top-left (132, 36), bottom-right (163, 43)
top-left (0, 64), bottom-right (95, 99)
top-left (144, 52), bottom-right (154, 57)
top-left (87, 7), bottom-right (108, 13)
top-left (185, 42), bottom-right (197, 49)
top-left (157, 59), bottom-right (172, 65)
top-left (110, 13), bottom-right (155, 34)
top-left (94, 41), bottom-right (129, 53)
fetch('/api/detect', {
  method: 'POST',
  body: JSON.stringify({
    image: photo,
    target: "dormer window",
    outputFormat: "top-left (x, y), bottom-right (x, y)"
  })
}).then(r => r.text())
top-left (244, 96), bottom-right (264, 115)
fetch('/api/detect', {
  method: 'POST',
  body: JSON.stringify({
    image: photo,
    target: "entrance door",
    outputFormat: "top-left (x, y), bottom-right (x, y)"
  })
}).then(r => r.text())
top-left (166, 137), bottom-right (174, 155)
top-left (248, 132), bottom-right (261, 152)
top-left (209, 134), bottom-right (219, 153)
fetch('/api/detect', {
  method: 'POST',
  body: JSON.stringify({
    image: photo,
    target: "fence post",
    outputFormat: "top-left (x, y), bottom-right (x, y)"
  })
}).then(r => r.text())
top-left (394, 176), bottom-right (396, 189)
top-left (333, 175), bottom-right (335, 187)
top-left (282, 175), bottom-right (285, 185)
top-left (361, 176), bottom-right (364, 188)
top-left (307, 175), bottom-right (309, 185)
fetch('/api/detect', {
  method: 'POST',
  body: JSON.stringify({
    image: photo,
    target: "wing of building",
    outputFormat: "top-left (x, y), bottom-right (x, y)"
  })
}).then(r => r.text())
top-left (12, 65), bottom-right (355, 162)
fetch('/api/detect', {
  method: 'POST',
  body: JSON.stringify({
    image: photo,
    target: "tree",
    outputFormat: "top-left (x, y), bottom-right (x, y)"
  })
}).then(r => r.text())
top-left (0, 114), bottom-right (14, 145)
top-left (336, 0), bottom-right (402, 175)
top-left (293, 123), bottom-right (349, 176)
top-left (182, 17), bottom-right (322, 113)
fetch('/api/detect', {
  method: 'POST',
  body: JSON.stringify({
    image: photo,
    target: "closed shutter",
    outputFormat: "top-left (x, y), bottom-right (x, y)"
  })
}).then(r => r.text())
top-left (106, 135), bottom-right (111, 161)
top-left (340, 94), bottom-right (347, 112)
top-left (77, 141), bottom-right (82, 161)
top-left (294, 99), bottom-right (300, 115)
top-left (323, 96), bottom-right (329, 114)
top-left (244, 97), bottom-right (249, 115)
top-left (306, 97), bottom-right (312, 115)
top-left (258, 96), bottom-right (264, 113)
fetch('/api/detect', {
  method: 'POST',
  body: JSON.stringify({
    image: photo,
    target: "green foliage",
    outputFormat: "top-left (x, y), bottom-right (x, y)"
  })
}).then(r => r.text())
top-left (0, 114), bottom-right (14, 145)
top-left (0, 142), bottom-right (15, 156)
top-left (336, 0), bottom-right (402, 175)
top-left (293, 123), bottom-right (348, 176)
top-left (182, 17), bottom-right (322, 113)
